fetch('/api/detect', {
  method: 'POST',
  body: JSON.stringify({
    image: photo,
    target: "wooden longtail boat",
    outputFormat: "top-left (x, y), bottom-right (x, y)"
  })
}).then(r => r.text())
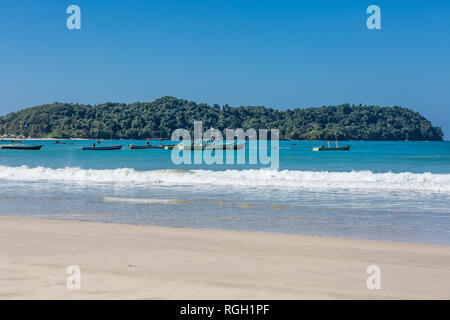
top-left (79, 145), bottom-right (123, 151)
top-left (313, 145), bottom-right (351, 151)
top-left (128, 144), bottom-right (173, 150)
top-left (313, 130), bottom-right (351, 151)
top-left (0, 144), bottom-right (42, 150)
top-left (174, 141), bottom-right (239, 151)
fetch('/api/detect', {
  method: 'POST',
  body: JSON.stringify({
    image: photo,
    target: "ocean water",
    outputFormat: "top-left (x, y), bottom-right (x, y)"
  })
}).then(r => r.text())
top-left (0, 140), bottom-right (449, 245)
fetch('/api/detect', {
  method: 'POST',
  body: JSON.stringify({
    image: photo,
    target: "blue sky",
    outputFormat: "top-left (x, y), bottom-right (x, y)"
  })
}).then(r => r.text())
top-left (1, 0), bottom-right (449, 138)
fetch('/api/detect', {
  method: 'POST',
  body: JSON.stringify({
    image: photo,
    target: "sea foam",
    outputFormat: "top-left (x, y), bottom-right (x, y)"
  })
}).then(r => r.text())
top-left (0, 165), bottom-right (449, 193)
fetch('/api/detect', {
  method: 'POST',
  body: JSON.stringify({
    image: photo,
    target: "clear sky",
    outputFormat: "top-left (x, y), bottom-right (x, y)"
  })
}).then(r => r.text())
top-left (1, 0), bottom-right (449, 138)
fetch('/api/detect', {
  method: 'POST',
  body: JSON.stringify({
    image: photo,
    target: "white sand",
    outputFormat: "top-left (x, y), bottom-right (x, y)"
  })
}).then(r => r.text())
top-left (1, 217), bottom-right (449, 299)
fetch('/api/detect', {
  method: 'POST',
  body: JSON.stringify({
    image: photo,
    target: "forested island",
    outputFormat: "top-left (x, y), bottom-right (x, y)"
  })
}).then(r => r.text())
top-left (0, 96), bottom-right (443, 141)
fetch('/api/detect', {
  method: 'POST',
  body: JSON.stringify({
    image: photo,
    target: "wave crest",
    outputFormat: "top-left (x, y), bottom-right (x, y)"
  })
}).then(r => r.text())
top-left (0, 165), bottom-right (449, 193)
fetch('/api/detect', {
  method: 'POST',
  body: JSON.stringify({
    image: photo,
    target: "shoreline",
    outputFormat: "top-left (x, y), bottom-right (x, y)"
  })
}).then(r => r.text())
top-left (1, 216), bottom-right (449, 299)
top-left (1, 138), bottom-right (448, 142)
top-left (7, 215), bottom-right (450, 248)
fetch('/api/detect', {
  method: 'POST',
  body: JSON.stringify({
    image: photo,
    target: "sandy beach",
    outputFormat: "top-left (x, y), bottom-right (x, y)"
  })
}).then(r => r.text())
top-left (1, 216), bottom-right (449, 299)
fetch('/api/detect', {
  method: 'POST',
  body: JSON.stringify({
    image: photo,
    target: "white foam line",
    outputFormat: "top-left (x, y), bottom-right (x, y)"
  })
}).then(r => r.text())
top-left (0, 165), bottom-right (449, 193)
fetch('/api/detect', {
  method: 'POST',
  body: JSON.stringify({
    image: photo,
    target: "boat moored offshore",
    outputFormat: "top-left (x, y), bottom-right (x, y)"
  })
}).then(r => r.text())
top-left (79, 145), bottom-right (123, 151)
top-left (0, 144), bottom-right (43, 150)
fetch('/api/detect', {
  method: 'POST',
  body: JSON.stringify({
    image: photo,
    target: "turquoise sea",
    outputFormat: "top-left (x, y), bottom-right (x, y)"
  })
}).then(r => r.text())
top-left (1, 140), bottom-right (449, 245)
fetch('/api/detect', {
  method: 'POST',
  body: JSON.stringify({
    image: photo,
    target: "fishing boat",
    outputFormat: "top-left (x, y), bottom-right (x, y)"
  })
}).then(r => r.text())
top-left (129, 144), bottom-right (161, 149)
top-left (174, 141), bottom-right (241, 151)
top-left (79, 145), bottom-right (123, 150)
top-left (173, 141), bottom-right (206, 151)
top-left (0, 144), bottom-right (42, 150)
top-left (313, 130), bottom-right (351, 151)
top-left (129, 138), bottom-right (176, 150)
top-left (203, 141), bottom-right (236, 150)
top-left (55, 140), bottom-right (74, 145)
top-left (129, 144), bottom-right (174, 150)
top-left (313, 145), bottom-right (351, 151)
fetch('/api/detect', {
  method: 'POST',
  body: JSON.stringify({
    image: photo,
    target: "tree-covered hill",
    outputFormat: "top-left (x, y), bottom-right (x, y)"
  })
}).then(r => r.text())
top-left (0, 96), bottom-right (443, 141)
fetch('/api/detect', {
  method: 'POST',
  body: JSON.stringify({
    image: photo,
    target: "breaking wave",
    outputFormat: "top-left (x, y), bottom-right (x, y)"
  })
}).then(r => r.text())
top-left (0, 165), bottom-right (449, 193)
